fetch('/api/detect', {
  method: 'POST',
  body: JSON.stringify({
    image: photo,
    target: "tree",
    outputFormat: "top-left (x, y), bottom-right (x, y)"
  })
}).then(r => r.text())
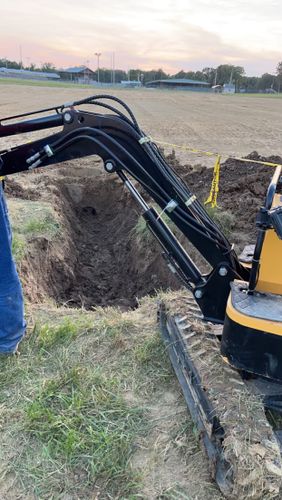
top-left (173, 70), bottom-right (186, 79)
top-left (202, 67), bottom-right (217, 84)
top-left (0, 58), bottom-right (21, 69)
top-left (258, 73), bottom-right (276, 91)
top-left (215, 65), bottom-right (245, 86)
top-left (276, 62), bottom-right (282, 92)
top-left (24, 62), bottom-right (36, 71)
top-left (40, 62), bottom-right (56, 72)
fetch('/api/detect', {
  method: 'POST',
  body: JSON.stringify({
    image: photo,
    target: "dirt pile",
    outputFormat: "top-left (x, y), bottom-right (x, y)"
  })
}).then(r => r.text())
top-left (168, 150), bottom-right (282, 240)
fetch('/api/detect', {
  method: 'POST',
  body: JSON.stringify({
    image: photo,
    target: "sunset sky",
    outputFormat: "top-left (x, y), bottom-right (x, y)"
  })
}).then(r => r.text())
top-left (1, 0), bottom-right (281, 75)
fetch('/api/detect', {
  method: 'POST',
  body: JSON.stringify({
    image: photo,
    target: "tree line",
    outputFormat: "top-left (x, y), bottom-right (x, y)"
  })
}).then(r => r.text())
top-left (1, 57), bottom-right (282, 91)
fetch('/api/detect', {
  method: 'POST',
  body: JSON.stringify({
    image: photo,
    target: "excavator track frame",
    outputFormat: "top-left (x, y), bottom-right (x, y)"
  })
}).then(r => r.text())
top-left (159, 295), bottom-right (282, 499)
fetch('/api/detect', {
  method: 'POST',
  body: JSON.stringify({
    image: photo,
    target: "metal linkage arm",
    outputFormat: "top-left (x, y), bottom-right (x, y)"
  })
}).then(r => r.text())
top-left (0, 96), bottom-right (249, 321)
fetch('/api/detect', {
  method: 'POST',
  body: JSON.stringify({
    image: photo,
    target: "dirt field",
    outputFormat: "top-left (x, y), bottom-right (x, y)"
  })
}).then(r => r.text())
top-left (1, 83), bottom-right (282, 499)
top-left (1, 83), bottom-right (282, 161)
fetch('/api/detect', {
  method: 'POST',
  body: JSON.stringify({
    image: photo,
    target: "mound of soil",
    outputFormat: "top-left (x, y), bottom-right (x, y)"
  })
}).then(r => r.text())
top-left (168, 150), bottom-right (282, 240)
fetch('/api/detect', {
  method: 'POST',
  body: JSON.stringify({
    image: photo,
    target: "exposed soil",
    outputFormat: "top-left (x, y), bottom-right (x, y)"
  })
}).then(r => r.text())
top-left (6, 151), bottom-right (281, 310)
top-left (7, 164), bottom-right (179, 309)
top-left (168, 150), bottom-right (282, 239)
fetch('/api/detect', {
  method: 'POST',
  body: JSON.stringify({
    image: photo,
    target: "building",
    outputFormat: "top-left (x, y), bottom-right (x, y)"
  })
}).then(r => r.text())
top-left (145, 78), bottom-right (210, 90)
top-left (59, 66), bottom-right (95, 84)
top-left (0, 67), bottom-right (60, 81)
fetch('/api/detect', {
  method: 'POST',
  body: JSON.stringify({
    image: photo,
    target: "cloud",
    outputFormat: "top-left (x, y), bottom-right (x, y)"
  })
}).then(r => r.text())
top-left (1, 0), bottom-right (281, 75)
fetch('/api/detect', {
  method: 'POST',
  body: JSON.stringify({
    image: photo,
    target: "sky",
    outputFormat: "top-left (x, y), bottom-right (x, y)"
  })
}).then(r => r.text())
top-left (1, 0), bottom-right (281, 76)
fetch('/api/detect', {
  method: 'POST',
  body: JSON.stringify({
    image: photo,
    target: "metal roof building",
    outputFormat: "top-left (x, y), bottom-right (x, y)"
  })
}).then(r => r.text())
top-left (0, 67), bottom-right (60, 80)
top-left (59, 66), bottom-right (95, 83)
top-left (146, 78), bottom-right (210, 90)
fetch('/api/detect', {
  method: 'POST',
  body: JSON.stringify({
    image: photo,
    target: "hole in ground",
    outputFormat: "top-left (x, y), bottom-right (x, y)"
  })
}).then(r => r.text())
top-left (43, 174), bottom-right (180, 310)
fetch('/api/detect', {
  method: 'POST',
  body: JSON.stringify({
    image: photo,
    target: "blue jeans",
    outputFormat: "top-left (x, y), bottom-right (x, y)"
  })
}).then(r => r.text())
top-left (0, 182), bottom-right (26, 352)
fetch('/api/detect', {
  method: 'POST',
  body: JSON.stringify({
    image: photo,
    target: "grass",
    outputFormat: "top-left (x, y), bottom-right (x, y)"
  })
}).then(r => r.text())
top-left (205, 205), bottom-right (235, 237)
top-left (233, 92), bottom-right (282, 98)
top-left (0, 293), bottom-right (223, 499)
top-left (12, 233), bottom-right (26, 263)
top-left (0, 303), bottom-right (169, 498)
top-left (0, 77), bottom-right (108, 89)
top-left (22, 215), bottom-right (59, 237)
top-left (24, 366), bottom-right (144, 497)
top-left (9, 200), bottom-right (60, 238)
top-left (34, 316), bottom-right (93, 349)
top-left (8, 199), bottom-right (60, 263)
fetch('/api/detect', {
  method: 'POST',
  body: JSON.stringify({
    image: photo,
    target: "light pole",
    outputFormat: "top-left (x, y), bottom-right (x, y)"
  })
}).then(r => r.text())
top-left (95, 52), bottom-right (101, 84)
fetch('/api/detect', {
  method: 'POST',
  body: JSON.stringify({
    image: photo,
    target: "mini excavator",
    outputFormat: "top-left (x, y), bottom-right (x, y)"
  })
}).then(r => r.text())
top-left (1, 95), bottom-right (282, 498)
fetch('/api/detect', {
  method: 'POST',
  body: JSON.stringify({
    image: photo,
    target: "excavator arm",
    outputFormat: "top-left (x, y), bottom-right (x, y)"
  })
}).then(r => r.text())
top-left (0, 94), bottom-right (249, 322)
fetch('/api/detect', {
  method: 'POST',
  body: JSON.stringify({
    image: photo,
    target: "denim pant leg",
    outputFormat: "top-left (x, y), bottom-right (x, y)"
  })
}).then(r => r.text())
top-left (0, 183), bottom-right (26, 352)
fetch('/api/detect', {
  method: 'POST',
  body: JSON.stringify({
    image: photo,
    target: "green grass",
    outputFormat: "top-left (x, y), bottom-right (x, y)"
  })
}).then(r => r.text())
top-left (233, 92), bottom-right (282, 98)
top-left (22, 215), bottom-right (59, 237)
top-left (0, 306), bottom-right (163, 497)
top-left (34, 316), bottom-right (93, 349)
top-left (205, 205), bottom-right (235, 237)
top-left (8, 199), bottom-right (60, 263)
top-left (0, 295), bottom-right (222, 499)
top-left (9, 200), bottom-right (60, 239)
top-left (0, 77), bottom-right (105, 89)
top-left (24, 366), bottom-right (144, 497)
top-left (12, 233), bottom-right (26, 263)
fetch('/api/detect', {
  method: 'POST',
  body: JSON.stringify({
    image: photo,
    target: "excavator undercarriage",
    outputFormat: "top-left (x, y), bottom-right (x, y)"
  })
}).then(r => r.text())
top-left (1, 94), bottom-right (282, 498)
top-left (160, 296), bottom-right (282, 498)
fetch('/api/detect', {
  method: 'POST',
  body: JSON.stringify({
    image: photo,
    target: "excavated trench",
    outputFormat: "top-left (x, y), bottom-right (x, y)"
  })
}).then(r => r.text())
top-left (58, 176), bottom-right (174, 309)
top-left (10, 151), bottom-right (278, 310)
top-left (13, 170), bottom-right (179, 309)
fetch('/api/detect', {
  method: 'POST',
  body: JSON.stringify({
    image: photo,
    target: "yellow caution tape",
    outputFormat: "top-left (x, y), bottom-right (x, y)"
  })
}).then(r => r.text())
top-left (232, 157), bottom-right (282, 168)
top-left (152, 138), bottom-right (282, 168)
top-left (152, 139), bottom-right (217, 158)
top-left (204, 155), bottom-right (221, 208)
top-left (151, 138), bottom-right (282, 206)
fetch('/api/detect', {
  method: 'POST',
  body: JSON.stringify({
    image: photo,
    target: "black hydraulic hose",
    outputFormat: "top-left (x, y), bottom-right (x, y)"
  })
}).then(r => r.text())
top-left (141, 140), bottom-right (234, 256)
top-left (248, 229), bottom-right (266, 293)
top-left (42, 124), bottom-right (229, 249)
top-left (42, 126), bottom-right (229, 246)
top-left (140, 139), bottom-right (224, 230)
top-left (48, 133), bottom-right (231, 250)
top-left (84, 101), bottom-right (137, 129)
top-left (143, 140), bottom-right (226, 236)
top-left (71, 94), bottom-right (141, 132)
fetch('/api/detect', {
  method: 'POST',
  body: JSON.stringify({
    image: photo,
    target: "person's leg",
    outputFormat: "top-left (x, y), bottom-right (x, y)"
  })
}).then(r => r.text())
top-left (0, 182), bottom-right (26, 353)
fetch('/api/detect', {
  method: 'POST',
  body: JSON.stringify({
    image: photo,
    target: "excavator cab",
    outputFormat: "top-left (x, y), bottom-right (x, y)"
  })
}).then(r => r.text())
top-left (221, 166), bottom-right (282, 381)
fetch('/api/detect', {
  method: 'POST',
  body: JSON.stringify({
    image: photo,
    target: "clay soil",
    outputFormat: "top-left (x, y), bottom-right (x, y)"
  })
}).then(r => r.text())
top-left (168, 150), bottom-right (282, 240)
top-left (6, 161), bottom-right (181, 309)
top-left (5, 148), bottom-right (280, 311)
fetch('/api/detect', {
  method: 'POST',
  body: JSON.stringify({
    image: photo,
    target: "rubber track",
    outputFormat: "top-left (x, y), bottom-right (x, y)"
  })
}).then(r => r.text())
top-left (159, 292), bottom-right (282, 499)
